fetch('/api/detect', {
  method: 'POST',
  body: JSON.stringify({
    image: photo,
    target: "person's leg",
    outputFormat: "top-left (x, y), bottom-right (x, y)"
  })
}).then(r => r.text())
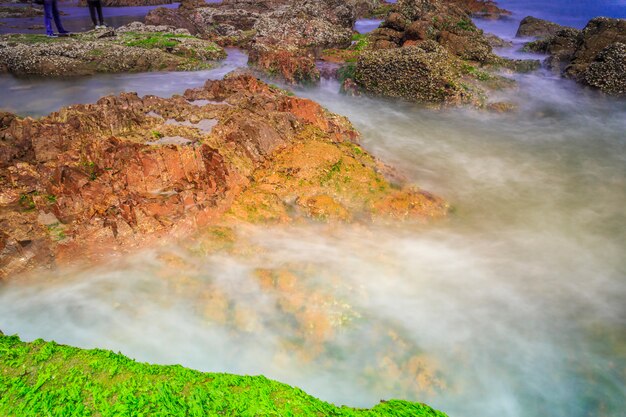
top-left (51, 0), bottom-right (68, 34)
top-left (88, 1), bottom-right (98, 26)
top-left (96, 0), bottom-right (104, 26)
top-left (43, 0), bottom-right (54, 36)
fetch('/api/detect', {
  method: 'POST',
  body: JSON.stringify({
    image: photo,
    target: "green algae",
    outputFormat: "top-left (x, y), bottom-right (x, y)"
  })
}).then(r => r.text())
top-left (0, 334), bottom-right (447, 417)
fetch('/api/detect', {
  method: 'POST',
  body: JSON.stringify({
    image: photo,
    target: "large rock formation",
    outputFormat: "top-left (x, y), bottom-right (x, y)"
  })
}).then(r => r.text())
top-left (565, 17), bottom-right (626, 80)
top-left (145, 0), bottom-right (355, 48)
top-left (0, 74), bottom-right (447, 279)
top-left (0, 25), bottom-right (225, 77)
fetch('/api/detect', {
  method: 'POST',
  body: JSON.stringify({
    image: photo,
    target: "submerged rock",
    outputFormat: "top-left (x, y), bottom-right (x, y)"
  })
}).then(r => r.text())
top-left (0, 74), bottom-right (446, 278)
top-left (0, 29), bottom-right (225, 77)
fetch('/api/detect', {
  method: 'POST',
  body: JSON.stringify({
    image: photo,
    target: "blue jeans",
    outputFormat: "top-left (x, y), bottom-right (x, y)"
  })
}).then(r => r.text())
top-left (43, 0), bottom-right (67, 35)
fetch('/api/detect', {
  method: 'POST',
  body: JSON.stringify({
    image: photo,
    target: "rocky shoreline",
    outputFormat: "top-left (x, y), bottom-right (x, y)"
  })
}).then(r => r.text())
top-left (0, 1), bottom-right (625, 415)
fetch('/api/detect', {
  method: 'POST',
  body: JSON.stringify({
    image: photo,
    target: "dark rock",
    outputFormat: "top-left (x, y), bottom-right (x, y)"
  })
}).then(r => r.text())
top-left (565, 17), bottom-right (626, 80)
top-left (516, 16), bottom-right (572, 38)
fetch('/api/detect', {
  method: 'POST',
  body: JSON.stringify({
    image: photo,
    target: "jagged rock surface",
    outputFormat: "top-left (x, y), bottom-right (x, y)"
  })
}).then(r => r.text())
top-left (0, 74), bottom-right (447, 279)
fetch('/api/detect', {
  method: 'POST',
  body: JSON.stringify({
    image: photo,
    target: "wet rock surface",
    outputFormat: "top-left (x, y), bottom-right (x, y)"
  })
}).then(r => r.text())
top-left (0, 74), bottom-right (447, 279)
top-left (565, 17), bottom-right (626, 80)
top-left (0, 24), bottom-right (225, 76)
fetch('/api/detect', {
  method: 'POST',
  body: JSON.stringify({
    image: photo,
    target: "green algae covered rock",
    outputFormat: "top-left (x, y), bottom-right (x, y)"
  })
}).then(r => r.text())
top-left (0, 334), bottom-right (449, 417)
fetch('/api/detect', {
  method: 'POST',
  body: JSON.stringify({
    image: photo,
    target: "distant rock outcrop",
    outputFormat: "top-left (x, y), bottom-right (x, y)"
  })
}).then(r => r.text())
top-left (522, 17), bottom-right (626, 95)
top-left (516, 16), bottom-right (572, 38)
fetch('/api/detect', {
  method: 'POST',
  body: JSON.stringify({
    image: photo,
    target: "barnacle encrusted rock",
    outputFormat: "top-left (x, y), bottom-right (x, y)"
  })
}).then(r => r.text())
top-left (582, 42), bottom-right (626, 95)
top-left (354, 41), bottom-right (473, 104)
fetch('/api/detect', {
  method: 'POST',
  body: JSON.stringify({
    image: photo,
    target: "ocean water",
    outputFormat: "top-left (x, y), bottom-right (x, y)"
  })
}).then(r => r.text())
top-left (0, 2), bottom-right (625, 417)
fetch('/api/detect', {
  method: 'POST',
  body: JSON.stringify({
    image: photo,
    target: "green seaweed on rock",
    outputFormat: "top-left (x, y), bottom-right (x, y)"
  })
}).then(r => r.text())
top-left (0, 334), bottom-right (448, 417)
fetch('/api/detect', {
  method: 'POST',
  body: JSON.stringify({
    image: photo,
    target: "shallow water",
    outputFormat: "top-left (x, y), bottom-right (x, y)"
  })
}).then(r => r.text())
top-left (0, 48), bottom-right (247, 116)
top-left (1, 3), bottom-right (626, 417)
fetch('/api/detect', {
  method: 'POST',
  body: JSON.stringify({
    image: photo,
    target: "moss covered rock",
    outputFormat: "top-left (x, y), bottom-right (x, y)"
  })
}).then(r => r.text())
top-left (0, 334), bottom-right (448, 417)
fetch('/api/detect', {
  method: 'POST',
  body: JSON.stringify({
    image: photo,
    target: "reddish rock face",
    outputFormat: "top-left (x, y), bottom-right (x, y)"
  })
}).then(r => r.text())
top-left (0, 74), bottom-right (446, 279)
top-left (248, 46), bottom-right (321, 84)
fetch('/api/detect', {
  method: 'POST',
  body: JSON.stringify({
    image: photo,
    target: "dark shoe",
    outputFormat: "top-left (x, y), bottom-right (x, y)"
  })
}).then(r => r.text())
top-left (47, 33), bottom-right (58, 38)
top-left (58, 31), bottom-right (71, 36)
